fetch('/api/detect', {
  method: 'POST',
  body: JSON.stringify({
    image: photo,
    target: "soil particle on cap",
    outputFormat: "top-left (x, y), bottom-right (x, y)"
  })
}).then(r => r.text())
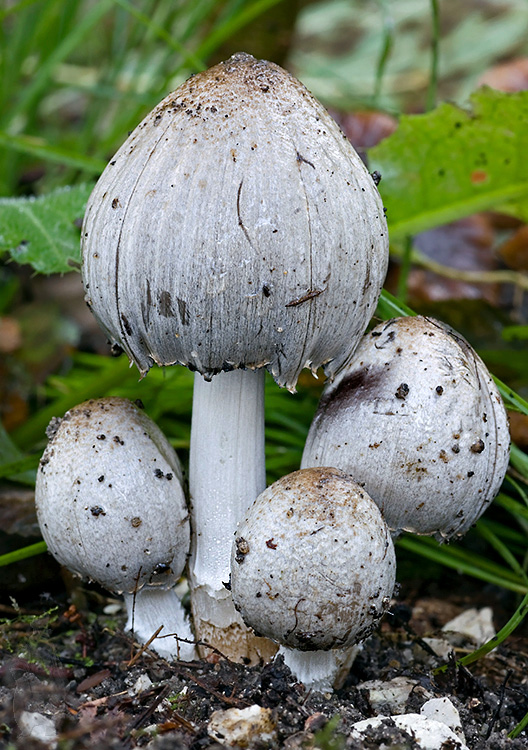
top-left (235, 536), bottom-right (250, 563)
top-left (395, 383), bottom-right (409, 400)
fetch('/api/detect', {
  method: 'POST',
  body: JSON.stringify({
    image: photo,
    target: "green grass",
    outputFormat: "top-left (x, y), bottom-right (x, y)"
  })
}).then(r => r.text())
top-left (0, 0), bottom-right (289, 196)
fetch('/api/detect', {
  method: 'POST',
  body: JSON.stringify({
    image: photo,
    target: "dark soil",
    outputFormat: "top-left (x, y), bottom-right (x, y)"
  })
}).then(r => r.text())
top-left (1, 575), bottom-right (527, 749)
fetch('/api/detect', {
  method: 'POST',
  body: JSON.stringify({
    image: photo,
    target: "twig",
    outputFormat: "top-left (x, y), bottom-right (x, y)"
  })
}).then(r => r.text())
top-left (177, 670), bottom-right (251, 708)
top-left (125, 683), bottom-right (171, 734)
top-left (126, 625), bottom-right (164, 667)
top-left (402, 246), bottom-right (528, 291)
top-left (486, 669), bottom-right (512, 739)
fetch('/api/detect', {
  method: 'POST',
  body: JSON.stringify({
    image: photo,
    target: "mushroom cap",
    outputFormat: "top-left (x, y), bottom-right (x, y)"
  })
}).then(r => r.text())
top-left (302, 316), bottom-right (510, 539)
top-left (81, 52), bottom-right (388, 389)
top-left (35, 398), bottom-right (190, 594)
top-left (230, 467), bottom-right (395, 651)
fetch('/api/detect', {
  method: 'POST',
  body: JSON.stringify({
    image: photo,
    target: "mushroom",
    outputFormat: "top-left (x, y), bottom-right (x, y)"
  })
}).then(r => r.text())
top-left (230, 467), bottom-right (396, 689)
top-left (81, 52), bottom-right (389, 658)
top-left (302, 316), bottom-right (510, 539)
top-left (35, 397), bottom-right (195, 660)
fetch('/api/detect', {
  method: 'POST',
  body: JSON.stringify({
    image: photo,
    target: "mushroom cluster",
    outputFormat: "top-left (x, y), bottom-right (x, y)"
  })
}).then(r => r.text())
top-left (35, 52), bottom-right (510, 690)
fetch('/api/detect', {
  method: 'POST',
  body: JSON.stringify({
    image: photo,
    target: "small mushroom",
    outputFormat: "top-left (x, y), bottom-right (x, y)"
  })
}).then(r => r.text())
top-left (302, 316), bottom-right (510, 539)
top-left (35, 397), bottom-right (195, 660)
top-left (81, 52), bottom-right (389, 657)
top-left (230, 467), bottom-right (396, 689)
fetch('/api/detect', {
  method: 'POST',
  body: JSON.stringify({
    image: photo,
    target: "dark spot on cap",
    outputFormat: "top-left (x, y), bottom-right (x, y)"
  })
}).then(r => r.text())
top-left (317, 366), bottom-right (387, 419)
top-left (120, 314), bottom-right (133, 337)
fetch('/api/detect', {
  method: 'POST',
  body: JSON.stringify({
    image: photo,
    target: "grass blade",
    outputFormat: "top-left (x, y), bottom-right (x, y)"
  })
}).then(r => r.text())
top-left (0, 541), bottom-right (47, 567)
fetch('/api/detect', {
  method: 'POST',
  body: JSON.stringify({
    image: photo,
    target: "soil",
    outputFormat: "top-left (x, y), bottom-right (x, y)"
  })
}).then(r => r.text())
top-left (1, 574), bottom-right (527, 749)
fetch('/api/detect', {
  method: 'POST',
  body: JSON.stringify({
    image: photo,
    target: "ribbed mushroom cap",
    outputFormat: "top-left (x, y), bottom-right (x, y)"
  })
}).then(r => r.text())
top-left (230, 467), bottom-right (395, 651)
top-left (302, 317), bottom-right (510, 539)
top-left (82, 52), bottom-right (388, 389)
top-left (35, 398), bottom-right (189, 594)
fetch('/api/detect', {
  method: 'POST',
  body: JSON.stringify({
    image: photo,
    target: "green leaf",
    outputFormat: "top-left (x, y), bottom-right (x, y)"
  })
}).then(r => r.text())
top-left (0, 421), bottom-right (36, 485)
top-left (502, 325), bottom-right (528, 342)
top-left (370, 88), bottom-right (528, 238)
top-left (0, 420), bottom-right (23, 465)
top-left (0, 183), bottom-right (93, 274)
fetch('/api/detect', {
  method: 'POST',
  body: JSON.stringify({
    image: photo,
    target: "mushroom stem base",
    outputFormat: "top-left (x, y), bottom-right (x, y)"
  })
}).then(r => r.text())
top-left (124, 589), bottom-right (196, 661)
top-left (278, 645), bottom-right (360, 691)
top-left (192, 586), bottom-right (277, 663)
top-left (188, 368), bottom-right (272, 662)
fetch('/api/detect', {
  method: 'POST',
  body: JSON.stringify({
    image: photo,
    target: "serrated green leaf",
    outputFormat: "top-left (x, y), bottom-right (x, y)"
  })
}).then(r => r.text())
top-left (0, 183), bottom-right (93, 274)
top-left (370, 88), bottom-right (528, 238)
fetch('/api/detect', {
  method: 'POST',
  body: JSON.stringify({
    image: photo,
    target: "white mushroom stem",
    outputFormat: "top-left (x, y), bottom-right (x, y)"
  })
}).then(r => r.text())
top-left (123, 588), bottom-right (196, 661)
top-left (188, 368), bottom-right (267, 658)
top-left (278, 645), bottom-right (360, 692)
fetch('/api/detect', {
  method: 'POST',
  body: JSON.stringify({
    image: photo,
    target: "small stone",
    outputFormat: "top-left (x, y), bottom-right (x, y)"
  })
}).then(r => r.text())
top-left (357, 675), bottom-right (431, 715)
top-left (208, 705), bottom-right (276, 747)
top-left (421, 697), bottom-right (465, 743)
top-left (351, 714), bottom-right (469, 750)
top-left (130, 673), bottom-right (153, 695)
top-left (18, 711), bottom-right (57, 748)
top-left (413, 636), bottom-right (453, 663)
top-left (442, 607), bottom-right (495, 647)
top-left (304, 712), bottom-right (327, 733)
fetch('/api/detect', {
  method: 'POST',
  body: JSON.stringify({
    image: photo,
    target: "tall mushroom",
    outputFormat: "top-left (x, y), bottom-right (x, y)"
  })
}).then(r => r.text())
top-left (35, 398), bottom-right (195, 660)
top-left (302, 316), bottom-right (510, 539)
top-left (81, 52), bottom-right (389, 659)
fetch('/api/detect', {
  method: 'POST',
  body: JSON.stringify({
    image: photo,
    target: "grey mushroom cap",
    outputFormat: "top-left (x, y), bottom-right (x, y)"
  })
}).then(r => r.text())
top-left (81, 52), bottom-right (388, 390)
top-left (230, 467), bottom-right (396, 651)
top-left (35, 398), bottom-right (190, 594)
top-left (302, 316), bottom-right (511, 539)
